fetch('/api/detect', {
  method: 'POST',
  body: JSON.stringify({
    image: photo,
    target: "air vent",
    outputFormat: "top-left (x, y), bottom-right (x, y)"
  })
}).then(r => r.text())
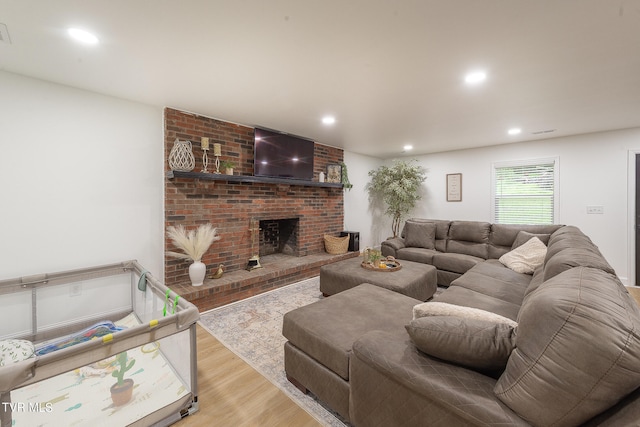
top-left (0, 23), bottom-right (12, 44)
top-left (531, 129), bottom-right (556, 135)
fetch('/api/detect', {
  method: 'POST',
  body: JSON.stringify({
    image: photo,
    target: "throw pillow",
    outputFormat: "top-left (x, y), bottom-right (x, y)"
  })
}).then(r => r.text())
top-left (499, 236), bottom-right (547, 274)
top-left (406, 316), bottom-right (516, 371)
top-left (0, 339), bottom-right (35, 366)
top-left (511, 231), bottom-right (550, 249)
top-left (413, 301), bottom-right (518, 328)
top-left (404, 221), bottom-right (436, 249)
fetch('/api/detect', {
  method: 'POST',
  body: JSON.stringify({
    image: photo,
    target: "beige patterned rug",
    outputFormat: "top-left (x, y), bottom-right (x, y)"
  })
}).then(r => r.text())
top-left (198, 277), bottom-right (347, 427)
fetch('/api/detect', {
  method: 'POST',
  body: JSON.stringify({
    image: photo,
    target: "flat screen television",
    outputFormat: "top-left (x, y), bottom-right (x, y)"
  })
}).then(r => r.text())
top-left (254, 127), bottom-right (315, 180)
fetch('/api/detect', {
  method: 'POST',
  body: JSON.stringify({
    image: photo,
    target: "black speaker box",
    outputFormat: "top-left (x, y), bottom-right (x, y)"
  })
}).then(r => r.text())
top-left (340, 231), bottom-right (360, 252)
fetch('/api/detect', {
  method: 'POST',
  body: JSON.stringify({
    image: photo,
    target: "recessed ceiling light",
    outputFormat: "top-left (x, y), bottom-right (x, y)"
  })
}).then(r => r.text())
top-left (322, 116), bottom-right (336, 125)
top-left (67, 28), bottom-right (99, 45)
top-left (403, 145), bottom-right (413, 151)
top-left (508, 128), bottom-right (522, 135)
top-left (464, 71), bottom-right (486, 85)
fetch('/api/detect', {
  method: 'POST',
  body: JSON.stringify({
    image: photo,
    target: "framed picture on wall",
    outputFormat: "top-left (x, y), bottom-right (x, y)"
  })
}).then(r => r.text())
top-left (447, 173), bottom-right (462, 202)
top-left (327, 164), bottom-right (342, 183)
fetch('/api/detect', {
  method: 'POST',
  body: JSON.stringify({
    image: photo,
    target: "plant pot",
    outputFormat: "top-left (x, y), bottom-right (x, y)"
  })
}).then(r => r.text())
top-left (110, 379), bottom-right (134, 406)
top-left (189, 261), bottom-right (206, 286)
top-left (225, 167), bottom-right (233, 175)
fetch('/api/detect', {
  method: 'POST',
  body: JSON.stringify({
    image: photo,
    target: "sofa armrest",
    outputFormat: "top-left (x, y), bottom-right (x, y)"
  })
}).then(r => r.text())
top-left (381, 237), bottom-right (405, 257)
top-left (350, 330), bottom-right (528, 426)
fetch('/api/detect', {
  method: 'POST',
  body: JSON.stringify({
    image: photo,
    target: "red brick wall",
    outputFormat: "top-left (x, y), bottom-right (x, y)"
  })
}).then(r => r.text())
top-left (164, 108), bottom-right (344, 287)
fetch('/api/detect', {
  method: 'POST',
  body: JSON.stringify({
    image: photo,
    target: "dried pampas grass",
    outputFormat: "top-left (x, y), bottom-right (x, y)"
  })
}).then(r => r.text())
top-left (166, 223), bottom-right (221, 262)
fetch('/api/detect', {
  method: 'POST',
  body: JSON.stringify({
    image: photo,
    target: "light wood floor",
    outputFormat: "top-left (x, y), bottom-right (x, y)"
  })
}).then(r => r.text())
top-left (175, 324), bottom-right (322, 427)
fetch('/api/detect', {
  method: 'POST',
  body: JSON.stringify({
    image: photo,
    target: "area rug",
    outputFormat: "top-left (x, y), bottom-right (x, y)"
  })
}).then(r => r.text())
top-left (198, 277), bottom-right (348, 427)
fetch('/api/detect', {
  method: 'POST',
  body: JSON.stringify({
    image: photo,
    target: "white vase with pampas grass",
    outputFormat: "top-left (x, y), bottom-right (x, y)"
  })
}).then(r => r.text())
top-left (167, 223), bottom-right (220, 286)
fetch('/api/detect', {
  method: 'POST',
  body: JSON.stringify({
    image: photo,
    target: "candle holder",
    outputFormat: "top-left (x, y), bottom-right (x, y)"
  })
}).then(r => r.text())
top-left (201, 137), bottom-right (210, 173)
top-left (201, 147), bottom-right (210, 173)
top-left (213, 143), bottom-right (222, 174)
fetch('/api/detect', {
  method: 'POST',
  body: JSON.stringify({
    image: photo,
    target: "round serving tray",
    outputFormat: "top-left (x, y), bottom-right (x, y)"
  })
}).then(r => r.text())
top-left (361, 260), bottom-right (402, 272)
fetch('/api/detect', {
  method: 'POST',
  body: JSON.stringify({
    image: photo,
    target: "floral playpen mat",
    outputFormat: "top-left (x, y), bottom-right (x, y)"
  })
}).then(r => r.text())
top-left (10, 313), bottom-right (189, 426)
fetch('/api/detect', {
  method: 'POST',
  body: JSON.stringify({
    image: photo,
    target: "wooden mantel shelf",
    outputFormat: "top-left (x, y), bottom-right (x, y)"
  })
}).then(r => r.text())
top-left (166, 170), bottom-right (344, 189)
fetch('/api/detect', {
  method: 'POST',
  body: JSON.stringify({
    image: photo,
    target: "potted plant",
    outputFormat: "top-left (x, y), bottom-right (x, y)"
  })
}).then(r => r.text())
top-left (339, 161), bottom-right (353, 191)
top-left (367, 249), bottom-right (383, 267)
top-left (220, 160), bottom-right (235, 175)
top-left (166, 223), bottom-right (221, 286)
top-left (110, 351), bottom-right (136, 406)
top-left (367, 159), bottom-right (427, 238)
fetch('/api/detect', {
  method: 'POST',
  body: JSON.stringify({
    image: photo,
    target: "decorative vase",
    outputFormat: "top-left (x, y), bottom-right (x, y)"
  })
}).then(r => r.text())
top-left (189, 261), bottom-right (206, 286)
top-left (168, 139), bottom-right (195, 172)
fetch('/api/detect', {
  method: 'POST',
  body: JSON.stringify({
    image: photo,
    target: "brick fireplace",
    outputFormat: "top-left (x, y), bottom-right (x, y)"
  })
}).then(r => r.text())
top-left (164, 108), bottom-right (352, 309)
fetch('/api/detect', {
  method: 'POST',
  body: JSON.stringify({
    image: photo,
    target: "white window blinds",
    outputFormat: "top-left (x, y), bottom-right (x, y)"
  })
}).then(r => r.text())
top-left (492, 158), bottom-right (558, 224)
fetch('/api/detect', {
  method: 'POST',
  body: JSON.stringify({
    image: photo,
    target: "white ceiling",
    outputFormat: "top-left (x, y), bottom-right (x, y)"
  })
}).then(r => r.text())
top-left (1, 1), bottom-right (639, 158)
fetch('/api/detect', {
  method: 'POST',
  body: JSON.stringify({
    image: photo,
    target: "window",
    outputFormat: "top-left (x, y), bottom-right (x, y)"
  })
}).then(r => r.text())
top-left (491, 158), bottom-right (558, 224)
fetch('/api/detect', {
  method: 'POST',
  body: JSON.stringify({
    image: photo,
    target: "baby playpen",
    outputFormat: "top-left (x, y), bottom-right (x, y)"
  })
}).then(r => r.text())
top-left (0, 260), bottom-right (199, 426)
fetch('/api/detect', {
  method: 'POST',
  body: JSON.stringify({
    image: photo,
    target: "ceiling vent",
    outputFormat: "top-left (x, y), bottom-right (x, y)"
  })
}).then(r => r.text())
top-left (0, 23), bottom-right (12, 44)
top-left (531, 129), bottom-right (556, 135)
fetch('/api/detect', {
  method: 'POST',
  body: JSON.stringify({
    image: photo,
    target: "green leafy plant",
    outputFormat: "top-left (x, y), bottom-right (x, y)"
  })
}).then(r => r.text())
top-left (112, 351), bottom-right (135, 386)
top-left (367, 159), bottom-right (427, 238)
top-left (339, 161), bottom-right (353, 191)
top-left (367, 249), bottom-right (383, 263)
top-left (220, 160), bottom-right (235, 170)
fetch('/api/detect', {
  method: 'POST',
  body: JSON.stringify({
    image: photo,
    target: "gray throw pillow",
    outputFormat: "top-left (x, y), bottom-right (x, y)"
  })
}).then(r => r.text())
top-left (406, 316), bottom-right (516, 371)
top-left (404, 221), bottom-right (436, 249)
top-left (511, 231), bottom-right (550, 249)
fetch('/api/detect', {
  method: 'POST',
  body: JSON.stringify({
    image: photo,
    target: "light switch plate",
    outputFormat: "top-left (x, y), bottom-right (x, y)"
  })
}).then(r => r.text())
top-left (587, 206), bottom-right (604, 214)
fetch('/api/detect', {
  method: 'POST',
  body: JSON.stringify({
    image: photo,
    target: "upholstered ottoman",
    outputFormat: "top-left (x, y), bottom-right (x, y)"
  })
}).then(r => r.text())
top-left (319, 256), bottom-right (437, 301)
top-left (282, 284), bottom-right (420, 422)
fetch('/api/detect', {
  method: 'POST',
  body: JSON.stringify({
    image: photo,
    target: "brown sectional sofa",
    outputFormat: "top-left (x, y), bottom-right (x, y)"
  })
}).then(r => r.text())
top-left (382, 219), bottom-right (562, 287)
top-left (282, 220), bottom-right (640, 426)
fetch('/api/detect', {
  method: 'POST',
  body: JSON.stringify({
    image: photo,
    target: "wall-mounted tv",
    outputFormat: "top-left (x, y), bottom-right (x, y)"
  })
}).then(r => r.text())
top-left (254, 127), bottom-right (315, 181)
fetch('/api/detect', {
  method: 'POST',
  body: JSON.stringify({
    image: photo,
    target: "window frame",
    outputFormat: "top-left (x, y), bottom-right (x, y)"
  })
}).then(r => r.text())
top-left (490, 157), bottom-right (560, 224)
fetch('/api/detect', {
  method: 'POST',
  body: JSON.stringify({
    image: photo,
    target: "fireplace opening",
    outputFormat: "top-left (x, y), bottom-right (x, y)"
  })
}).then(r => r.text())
top-left (259, 218), bottom-right (300, 257)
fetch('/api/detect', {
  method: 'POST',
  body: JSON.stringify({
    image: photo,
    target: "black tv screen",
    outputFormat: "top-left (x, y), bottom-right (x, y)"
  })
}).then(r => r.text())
top-left (254, 127), bottom-right (315, 180)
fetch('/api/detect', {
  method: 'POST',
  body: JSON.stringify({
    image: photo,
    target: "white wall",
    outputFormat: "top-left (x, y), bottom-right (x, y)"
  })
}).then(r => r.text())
top-left (343, 151), bottom-right (385, 249)
top-left (0, 71), bottom-right (164, 279)
top-left (368, 128), bottom-right (639, 285)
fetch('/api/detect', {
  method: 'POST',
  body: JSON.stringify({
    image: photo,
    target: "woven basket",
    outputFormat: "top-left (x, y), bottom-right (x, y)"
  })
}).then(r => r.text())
top-left (324, 234), bottom-right (350, 254)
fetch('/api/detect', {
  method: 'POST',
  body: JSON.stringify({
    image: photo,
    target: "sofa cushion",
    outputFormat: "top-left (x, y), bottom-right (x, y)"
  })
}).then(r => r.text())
top-left (352, 330), bottom-right (530, 427)
top-left (406, 316), bottom-right (516, 371)
top-left (499, 236), bottom-right (547, 274)
top-left (435, 285), bottom-right (521, 321)
top-left (402, 219), bottom-right (451, 252)
top-left (511, 230), bottom-right (550, 249)
top-left (543, 247), bottom-right (615, 281)
top-left (404, 220), bottom-right (436, 249)
top-left (495, 267), bottom-right (640, 426)
top-left (545, 233), bottom-right (600, 261)
top-left (413, 301), bottom-right (518, 327)
top-left (432, 252), bottom-right (484, 274)
top-left (449, 266), bottom-right (530, 307)
top-left (447, 221), bottom-right (490, 258)
top-left (488, 224), bottom-right (561, 259)
top-left (396, 247), bottom-right (437, 264)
